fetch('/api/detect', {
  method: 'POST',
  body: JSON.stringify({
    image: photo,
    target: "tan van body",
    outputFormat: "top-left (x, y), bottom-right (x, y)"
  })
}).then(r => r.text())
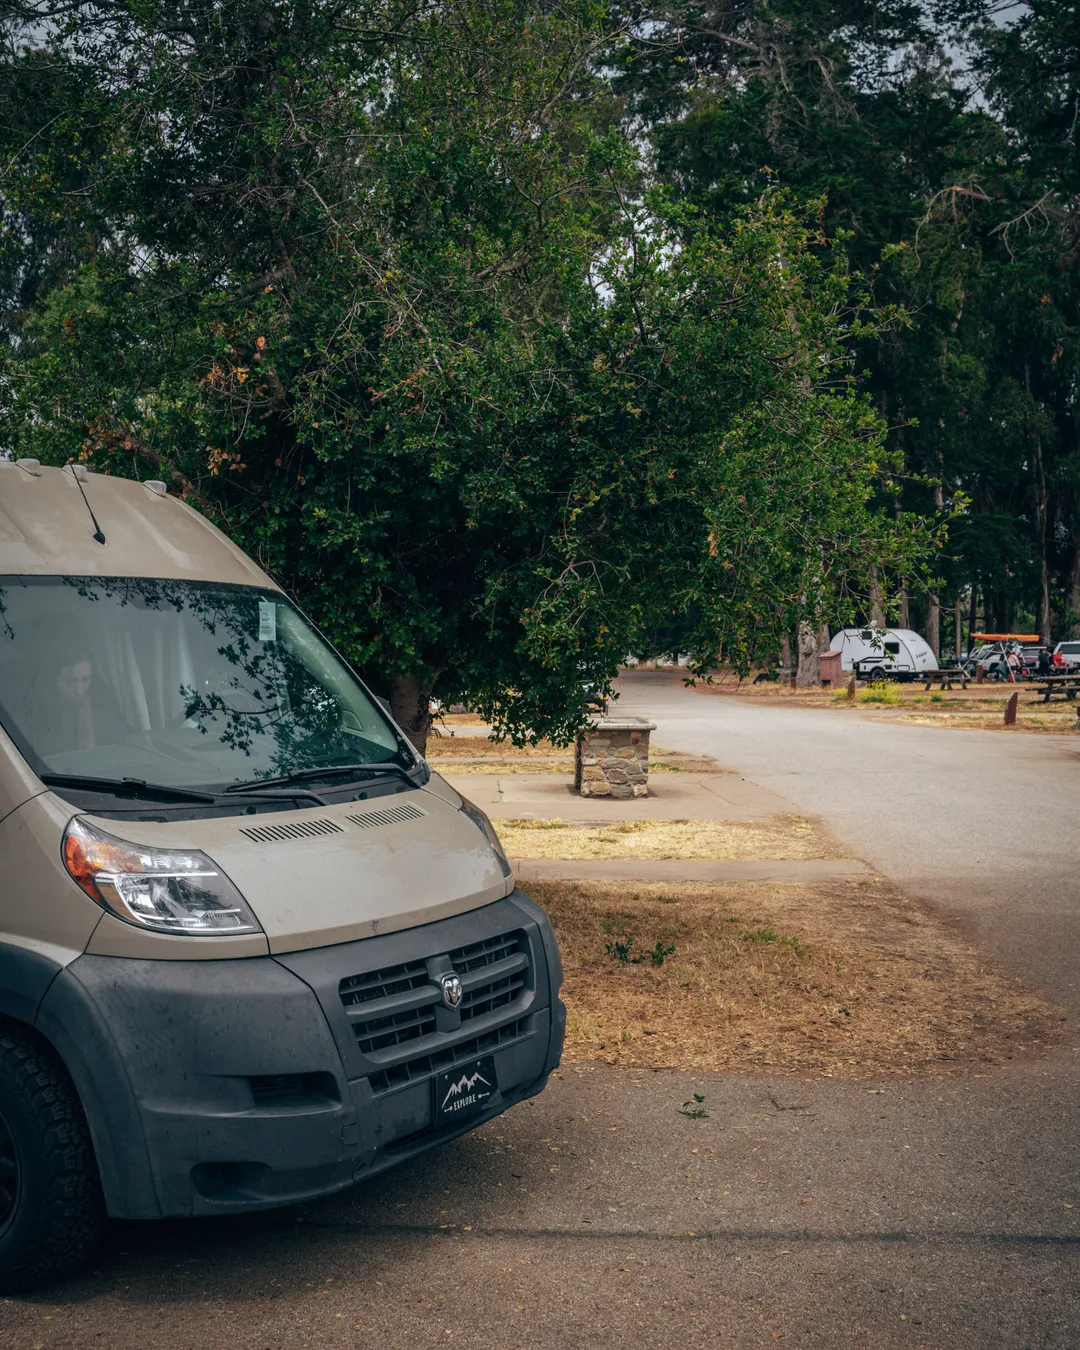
top-left (0, 461), bottom-right (563, 1286)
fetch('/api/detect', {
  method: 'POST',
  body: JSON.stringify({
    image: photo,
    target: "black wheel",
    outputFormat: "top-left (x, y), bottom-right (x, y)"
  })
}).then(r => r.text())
top-left (0, 1026), bottom-right (104, 1293)
top-left (866, 666), bottom-right (889, 683)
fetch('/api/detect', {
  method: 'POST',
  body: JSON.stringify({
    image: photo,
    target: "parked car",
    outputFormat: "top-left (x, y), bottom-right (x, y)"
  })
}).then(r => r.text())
top-left (0, 461), bottom-right (565, 1290)
top-left (965, 641), bottom-right (1013, 679)
top-left (1052, 640), bottom-right (1080, 672)
top-left (829, 627), bottom-right (938, 681)
top-left (1019, 644), bottom-right (1051, 676)
top-left (964, 633), bottom-right (1047, 680)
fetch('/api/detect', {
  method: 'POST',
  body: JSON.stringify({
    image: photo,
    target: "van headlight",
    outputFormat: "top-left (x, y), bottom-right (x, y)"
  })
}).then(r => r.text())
top-left (457, 796), bottom-right (513, 879)
top-left (62, 818), bottom-right (262, 935)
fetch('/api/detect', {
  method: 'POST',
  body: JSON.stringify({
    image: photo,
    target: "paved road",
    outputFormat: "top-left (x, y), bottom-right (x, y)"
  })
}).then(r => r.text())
top-left (5, 676), bottom-right (1079, 1348)
top-left (614, 672), bottom-right (1080, 1015)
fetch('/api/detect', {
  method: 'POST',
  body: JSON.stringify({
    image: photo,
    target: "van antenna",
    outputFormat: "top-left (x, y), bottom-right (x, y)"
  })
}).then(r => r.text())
top-left (70, 465), bottom-right (106, 545)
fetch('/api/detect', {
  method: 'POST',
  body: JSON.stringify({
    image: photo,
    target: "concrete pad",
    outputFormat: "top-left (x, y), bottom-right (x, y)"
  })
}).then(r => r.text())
top-left (439, 771), bottom-right (794, 821)
top-left (511, 857), bottom-right (870, 884)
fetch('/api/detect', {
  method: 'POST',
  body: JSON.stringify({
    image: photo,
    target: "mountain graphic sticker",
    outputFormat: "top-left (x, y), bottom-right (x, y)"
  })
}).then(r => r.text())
top-left (440, 1069), bottom-right (492, 1110)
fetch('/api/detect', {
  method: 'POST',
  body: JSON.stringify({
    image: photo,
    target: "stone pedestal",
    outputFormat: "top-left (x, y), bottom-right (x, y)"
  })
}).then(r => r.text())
top-left (574, 717), bottom-right (657, 799)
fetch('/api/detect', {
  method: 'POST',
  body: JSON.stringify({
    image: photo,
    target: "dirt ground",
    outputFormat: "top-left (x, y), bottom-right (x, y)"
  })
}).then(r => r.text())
top-left (496, 815), bottom-right (835, 861)
top-left (427, 735), bottom-right (570, 756)
top-left (882, 707), bottom-right (1078, 733)
top-left (533, 877), bottom-right (1064, 1080)
top-left (433, 711), bottom-right (490, 727)
top-left (436, 697), bottom-right (1066, 1081)
top-left (427, 735), bottom-right (573, 774)
top-left (428, 736), bottom-right (721, 774)
top-left (690, 673), bottom-right (1080, 733)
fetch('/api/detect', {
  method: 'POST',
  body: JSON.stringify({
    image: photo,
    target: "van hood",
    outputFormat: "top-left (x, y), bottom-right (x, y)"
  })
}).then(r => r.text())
top-left (79, 783), bottom-right (512, 955)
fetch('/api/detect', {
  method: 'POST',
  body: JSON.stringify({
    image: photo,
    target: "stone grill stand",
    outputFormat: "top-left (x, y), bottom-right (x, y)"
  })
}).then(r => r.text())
top-left (574, 717), bottom-right (657, 798)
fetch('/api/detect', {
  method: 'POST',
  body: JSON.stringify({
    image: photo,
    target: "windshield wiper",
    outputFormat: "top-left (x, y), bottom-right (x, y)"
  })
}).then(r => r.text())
top-left (40, 773), bottom-right (219, 804)
top-left (224, 761), bottom-right (416, 794)
top-left (40, 772), bottom-right (326, 808)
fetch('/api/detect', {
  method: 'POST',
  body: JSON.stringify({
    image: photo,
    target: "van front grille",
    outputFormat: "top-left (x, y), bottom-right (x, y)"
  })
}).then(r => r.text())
top-left (461, 971), bottom-right (526, 1021)
top-left (340, 961), bottom-right (430, 1008)
top-left (449, 932), bottom-right (520, 973)
top-left (369, 1021), bottom-right (529, 1095)
top-left (337, 928), bottom-right (531, 1092)
top-left (354, 1005), bottom-right (438, 1055)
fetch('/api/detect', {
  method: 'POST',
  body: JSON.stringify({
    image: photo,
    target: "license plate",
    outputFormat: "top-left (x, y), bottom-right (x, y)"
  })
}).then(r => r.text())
top-left (433, 1055), bottom-right (497, 1127)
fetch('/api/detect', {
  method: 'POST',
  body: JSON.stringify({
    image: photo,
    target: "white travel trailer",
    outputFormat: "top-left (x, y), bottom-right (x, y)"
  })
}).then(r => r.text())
top-left (829, 628), bottom-right (939, 681)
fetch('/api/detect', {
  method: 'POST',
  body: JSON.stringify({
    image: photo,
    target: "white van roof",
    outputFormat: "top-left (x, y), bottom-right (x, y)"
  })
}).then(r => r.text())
top-left (0, 462), bottom-right (275, 588)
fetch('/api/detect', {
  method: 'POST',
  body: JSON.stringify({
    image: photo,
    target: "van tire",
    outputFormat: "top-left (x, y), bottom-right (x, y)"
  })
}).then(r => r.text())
top-left (0, 1025), bottom-right (105, 1293)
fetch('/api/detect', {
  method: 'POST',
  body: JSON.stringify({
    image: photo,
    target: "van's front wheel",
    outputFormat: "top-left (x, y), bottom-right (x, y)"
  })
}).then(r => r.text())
top-left (0, 1027), bottom-right (104, 1292)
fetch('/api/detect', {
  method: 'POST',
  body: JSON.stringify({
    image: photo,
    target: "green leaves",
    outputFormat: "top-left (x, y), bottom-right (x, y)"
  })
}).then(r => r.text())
top-left (3, 0), bottom-right (929, 739)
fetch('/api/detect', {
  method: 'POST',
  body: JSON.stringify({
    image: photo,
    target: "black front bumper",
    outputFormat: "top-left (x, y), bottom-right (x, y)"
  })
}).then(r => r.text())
top-left (35, 889), bottom-right (565, 1219)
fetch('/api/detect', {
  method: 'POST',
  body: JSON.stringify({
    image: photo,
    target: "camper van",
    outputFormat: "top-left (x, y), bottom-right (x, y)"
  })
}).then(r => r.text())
top-left (0, 461), bottom-right (564, 1289)
top-left (829, 628), bottom-right (939, 681)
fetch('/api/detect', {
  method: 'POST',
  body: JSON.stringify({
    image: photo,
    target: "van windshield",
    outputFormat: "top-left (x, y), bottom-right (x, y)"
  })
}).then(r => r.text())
top-left (0, 576), bottom-right (406, 791)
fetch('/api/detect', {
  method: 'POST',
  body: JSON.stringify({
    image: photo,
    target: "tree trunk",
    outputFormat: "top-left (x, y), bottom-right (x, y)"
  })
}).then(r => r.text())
top-left (969, 583), bottom-right (978, 645)
top-left (1039, 560), bottom-right (1052, 644)
top-left (780, 634), bottom-right (792, 679)
top-left (927, 594), bottom-right (940, 658)
top-left (390, 671), bottom-right (437, 756)
top-left (987, 589), bottom-right (1001, 633)
top-left (927, 477), bottom-right (943, 657)
top-left (1069, 540), bottom-right (1080, 637)
top-left (898, 586), bottom-right (910, 629)
top-left (1030, 365), bottom-right (1052, 645)
top-left (954, 594), bottom-right (963, 663)
top-left (869, 567), bottom-right (885, 627)
top-left (796, 621), bottom-right (820, 688)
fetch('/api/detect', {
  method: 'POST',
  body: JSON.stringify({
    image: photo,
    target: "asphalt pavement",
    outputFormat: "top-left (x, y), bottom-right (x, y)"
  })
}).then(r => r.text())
top-left (5, 674), bottom-right (1079, 1349)
top-left (614, 672), bottom-right (1080, 1017)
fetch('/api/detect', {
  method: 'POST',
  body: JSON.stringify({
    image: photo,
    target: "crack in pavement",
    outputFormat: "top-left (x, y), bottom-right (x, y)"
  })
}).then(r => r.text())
top-left (298, 1221), bottom-right (1080, 1247)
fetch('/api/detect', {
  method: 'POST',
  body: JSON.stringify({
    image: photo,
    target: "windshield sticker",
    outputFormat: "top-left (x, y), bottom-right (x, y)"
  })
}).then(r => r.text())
top-left (258, 599), bottom-right (277, 643)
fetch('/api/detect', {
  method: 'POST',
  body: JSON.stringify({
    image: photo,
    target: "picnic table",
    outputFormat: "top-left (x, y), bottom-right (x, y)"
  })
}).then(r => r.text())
top-left (913, 667), bottom-right (972, 690)
top-left (1034, 673), bottom-right (1080, 703)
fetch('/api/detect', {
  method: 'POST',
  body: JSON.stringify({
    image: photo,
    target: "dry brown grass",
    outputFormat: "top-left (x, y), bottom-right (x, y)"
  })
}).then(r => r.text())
top-left (435, 759), bottom-right (692, 775)
top-left (534, 878), bottom-right (1064, 1078)
top-left (885, 710), bottom-right (1078, 734)
top-left (867, 693), bottom-right (1032, 711)
top-left (427, 736), bottom-right (569, 757)
top-left (691, 676), bottom-right (832, 703)
top-left (428, 740), bottom-right (724, 775)
top-left (497, 815), bottom-right (834, 861)
top-left (428, 734), bottom-right (572, 776)
top-left (649, 746), bottom-right (732, 773)
top-left (433, 711), bottom-right (490, 728)
top-left (439, 760), bottom-right (573, 775)
top-left (693, 675), bottom-right (1080, 730)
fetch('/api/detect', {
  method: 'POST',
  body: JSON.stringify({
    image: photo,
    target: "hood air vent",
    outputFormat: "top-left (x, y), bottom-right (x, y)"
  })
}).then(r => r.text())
top-left (239, 818), bottom-right (344, 843)
top-left (346, 802), bottom-right (426, 829)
